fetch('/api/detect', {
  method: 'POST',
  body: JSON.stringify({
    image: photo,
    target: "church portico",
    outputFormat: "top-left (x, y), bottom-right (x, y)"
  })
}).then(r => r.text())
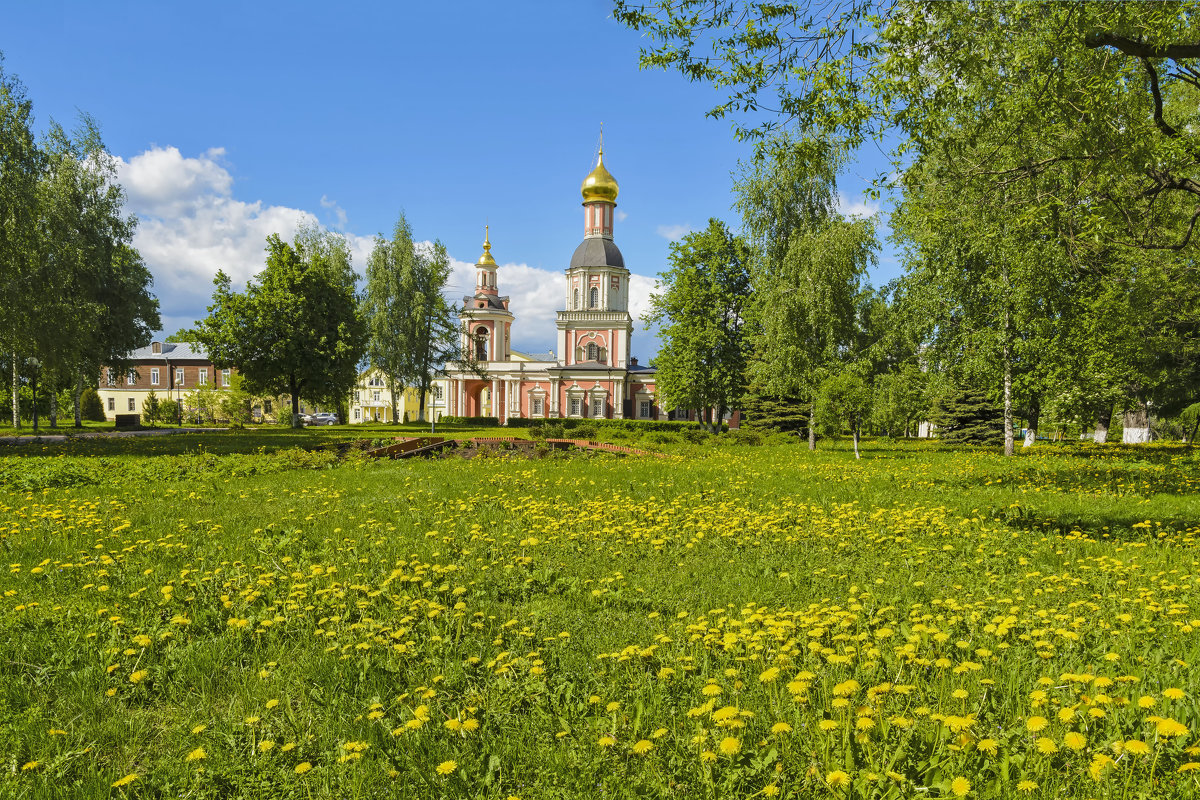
top-left (442, 142), bottom-right (659, 423)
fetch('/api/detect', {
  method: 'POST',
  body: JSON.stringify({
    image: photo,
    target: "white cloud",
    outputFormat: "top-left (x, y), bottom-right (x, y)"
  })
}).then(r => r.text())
top-left (118, 145), bottom-right (660, 359)
top-left (836, 192), bottom-right (882, 220)
top-left (320, 194), bottom-right (348, 230)
top-left (615, 209), bottom-right (628, 222)
top-left (656, 223), bottom-right (692, 241)
top-left (116, 146), bottom-right (376, 334)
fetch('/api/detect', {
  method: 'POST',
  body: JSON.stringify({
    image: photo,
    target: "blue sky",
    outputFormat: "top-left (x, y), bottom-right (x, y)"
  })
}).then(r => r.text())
top-left (4, 0), bottom-right (896, 358)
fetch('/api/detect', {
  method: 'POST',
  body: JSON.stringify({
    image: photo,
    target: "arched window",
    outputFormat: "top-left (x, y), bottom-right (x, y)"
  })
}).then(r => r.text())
top-left (475, 327), bottom-right (488, 361)
top-left (589, 287), bottom-right (599, 308)
top-left (573, 288), bottom-right (579, 309)
top-left (586, 342), bottom-right (599, 361)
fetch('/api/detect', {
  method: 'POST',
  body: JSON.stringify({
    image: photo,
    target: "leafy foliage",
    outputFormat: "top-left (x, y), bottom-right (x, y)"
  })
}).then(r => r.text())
top-left (934, 387), bottom-right (1006, 446)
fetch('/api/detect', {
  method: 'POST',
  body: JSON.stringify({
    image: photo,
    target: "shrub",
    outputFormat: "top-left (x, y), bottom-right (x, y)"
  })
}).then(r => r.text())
top-left (142, 390), bottom-right (161, 425)
top-left (158, 399), bottom-right (181, 424)
top-left (437, 416), bottom-right (499, 427)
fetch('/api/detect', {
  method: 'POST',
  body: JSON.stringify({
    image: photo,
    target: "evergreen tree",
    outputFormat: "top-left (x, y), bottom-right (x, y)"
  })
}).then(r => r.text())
top-left (933, 388), bottom-right (1005, 447)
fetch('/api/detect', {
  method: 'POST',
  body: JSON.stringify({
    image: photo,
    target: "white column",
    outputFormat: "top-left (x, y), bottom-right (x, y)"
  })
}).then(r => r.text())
top-left (614, 379), bottom-right (624, 418)
top-left (458, 380), bottom-right (465, 418)
top-left (550, 379), bottom-right (560, 416)
top-left (491, 379), bottom-right (499, 419)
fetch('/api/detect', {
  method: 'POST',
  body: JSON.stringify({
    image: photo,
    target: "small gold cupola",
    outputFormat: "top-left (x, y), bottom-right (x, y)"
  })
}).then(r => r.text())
top-left (581, 147), bottom-right (619, 205)
top-left (476, 225), bottom-right (497, 267)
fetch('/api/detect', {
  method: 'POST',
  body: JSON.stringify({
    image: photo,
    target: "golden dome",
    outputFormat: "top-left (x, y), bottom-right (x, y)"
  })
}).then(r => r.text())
top-left (477, 225), bottom-right (497, 267)
top-left (581, 147), bottom-right (619, 204)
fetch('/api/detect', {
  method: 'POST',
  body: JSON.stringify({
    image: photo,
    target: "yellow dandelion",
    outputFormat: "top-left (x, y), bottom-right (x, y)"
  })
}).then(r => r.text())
top-left (1164, 688), bottom-right (1185, 701)
top-left (436, 760), bottom-right (457, 776)
top-left (185, 747), bottom-right (206, 761)
top-left (826, 770), bottom-right (850, 788)
top-left (295, 762), bottom-right (312, 775)
top-left (1026, 716), bottom-right (1048, 733)
top-left (1036, 737), bottom-right (1058, 754)
top-left (112, 774), bottom-right (138, 788)
top-left (259, 740), bottom-right (275, 752)
top-left (770, 722), bottom-right (792, 735)
top-left (632, 739), bottom-right (653, 755)
top-left (128, 670), bottom-right (148, 684)
top-left (719, 736), bottom-right (740, 756)
top-left (1063, 731), bottom-right (1087, 751)
top-left (819, 719), bottom-right (839, 731)
top-left (950, 776), bottom-right (970, 797)
top-left (1017, 779), bottom-right (1038, 793)
top-left (21, 761), bottom-right (39, 771)
top-left (1179, 763), bottom-right (1200, 773)
top-left (191, 724), bottom-right (207, 735)
top-left (598, 735), bottom-right (616, 748)
top-left (1156, 717), bottom-right (1189, 737)
top-left (702, 683), bottom-right (723, 697)
top-left (1124, 739), bottom-right (1151, 756)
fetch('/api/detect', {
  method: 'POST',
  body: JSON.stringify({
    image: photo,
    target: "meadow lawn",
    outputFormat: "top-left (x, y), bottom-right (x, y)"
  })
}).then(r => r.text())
top-left (2, 429), bottom-right (1199, 798)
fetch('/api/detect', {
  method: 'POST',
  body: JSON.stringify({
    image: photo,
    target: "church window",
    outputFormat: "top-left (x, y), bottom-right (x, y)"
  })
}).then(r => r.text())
top-left (640, 400), bottom-right (651, 419)
top-left (589, 287), bottom-right (599, 308)
top-left (592, 397), bottom-right (605, 418)
top-left (532, 397), bottom-right (543, 416)
top-left (475, 327), bottom-right (488, 361)
top-left (570, 397), bottom-right (581, 416)
top-left (573, 288), bottom-right (579, 309)
top-left (586, 342), bottom-right (598, 361)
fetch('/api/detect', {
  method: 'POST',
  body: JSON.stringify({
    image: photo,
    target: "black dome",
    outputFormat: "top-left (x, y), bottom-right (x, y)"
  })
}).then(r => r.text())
top-left (569, 238), bottom-right (625, 269)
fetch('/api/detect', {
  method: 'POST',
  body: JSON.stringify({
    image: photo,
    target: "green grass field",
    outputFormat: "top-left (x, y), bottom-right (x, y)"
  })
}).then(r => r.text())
top-left (2, 431), bottom-right (1199, 798)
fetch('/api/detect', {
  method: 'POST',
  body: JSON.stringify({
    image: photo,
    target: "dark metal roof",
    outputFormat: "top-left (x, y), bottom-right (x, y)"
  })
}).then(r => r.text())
top-left (126, 342), bottom-right (211, 361)
top-left (569, 238), bottom-right (625, 269)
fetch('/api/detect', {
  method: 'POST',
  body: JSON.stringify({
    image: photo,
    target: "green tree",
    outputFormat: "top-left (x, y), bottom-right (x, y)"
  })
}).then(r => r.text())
top-left (400, 239), bottom-right (459, 424)
top-left (817, 370), bottom-right (872, 458)
top-left (646, 218), bottom-right (751, 432)
top-left (79, 386), bottom-right (105, 422)
top-left (141, 390), bottom-right (160, 425)
top-left (933, 387), bottom-right (1005, 447)
top-left (616, 2), bottom-right (1200, 250)
top-left (0, 58), bottom-right (41, 429)
top-left (195, 226), bottom-right (366, 427)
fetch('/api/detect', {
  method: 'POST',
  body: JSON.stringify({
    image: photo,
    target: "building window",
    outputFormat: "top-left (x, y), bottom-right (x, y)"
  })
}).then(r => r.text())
top-left (106, 369), bottom-right (116, 387)
top-left (433, 385), bottom-right (443, 399)
top-left (150, 368), bottom-right (159, 386)
top-left (573, 288), bottom-right (580, 309)
top-left (107, 397), bottom-right (115, 411)
top-left (640, 400), bottom-right (651, 419)
top-left (198, 368), bottom-right (207, 386)
top-left (586, 342), bottom-right (598, 361)
top-left (354, 408), bottom-right (362, 421)
top-left (128, 398), bottom-right (136, 412)
top-left (222, 368), bottom-right (231, 387)
top-left (176, 368), bottom-right (184, 386)
top-left (127, 370), bottom-right (136, 386)
top-left (263, 399), bottom-right (272, 414)
top-left (569, 397), bottom-right (581, 416)
top-left (532, 397), bottom-right (543, 416)
top-left (369, 374), bottom-right (384, 387)
top-left (592, 397), bottom-right (604, 418)
top-left (475, 327), bottom-right (488, 361)
top-left (373, 390), bottom-right (381, 402)
top-left (354, 391), bottom-right (360, 403)
top-left (589, 287), bottom-right (599, 308)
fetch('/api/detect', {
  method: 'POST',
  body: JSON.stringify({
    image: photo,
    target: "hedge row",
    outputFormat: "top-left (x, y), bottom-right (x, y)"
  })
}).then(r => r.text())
top-left (507, 417), bottom-right (720, 433)
top-left (435, 416), bottom-right (500, 427)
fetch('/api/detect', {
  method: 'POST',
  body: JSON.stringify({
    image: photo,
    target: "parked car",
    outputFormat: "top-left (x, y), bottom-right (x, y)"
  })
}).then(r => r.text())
top-left (310, 412), bottom-right (339, 426)
top-left (299, 413), bottom-right (313, 424)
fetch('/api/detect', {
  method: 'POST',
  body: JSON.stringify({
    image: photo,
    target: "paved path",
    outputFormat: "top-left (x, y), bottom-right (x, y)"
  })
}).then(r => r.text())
top-left (0, 428), bottom-right (226, 446)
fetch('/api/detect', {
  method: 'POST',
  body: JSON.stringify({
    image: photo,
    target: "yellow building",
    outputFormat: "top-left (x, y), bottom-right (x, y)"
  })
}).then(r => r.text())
top-left (349, 369), bottom-right (443, 423)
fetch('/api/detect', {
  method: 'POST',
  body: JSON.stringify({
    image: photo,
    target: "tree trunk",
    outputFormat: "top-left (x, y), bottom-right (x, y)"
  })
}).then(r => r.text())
top-left (290, 377), bottom-right (302, 428)
top-left (1094, 405), bottom-right (1112, 443)
top-left (1022, 396), bottom-right (1040, 448)
top-left (11, 353), bottom-right (19, 429)
top-left (73, 375), bottom-right (83, 428)
top-left (1122, 401), bottom-right (1151, 444)
top-left (1002, 318), bottom-right (1014, 457)
top-left (48, 376), bottom-right (57, 429)
top-left (31, 368), bottom-right (38, 433)
top-left (808, 401), bottom-right (817, 451)
top-left (1188, 415), bottom-right (1199, 445)
top-left (389, 377), bottom-right (399, 424)
top-left (852, 422), bottom-right (860, 460)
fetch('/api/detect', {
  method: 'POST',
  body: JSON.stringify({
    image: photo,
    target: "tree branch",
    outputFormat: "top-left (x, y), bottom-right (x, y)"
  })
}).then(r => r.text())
top-left (1083, 32), bottom-right (1200, 59)
top-left (1141, 57), bottom-right (1179, 139)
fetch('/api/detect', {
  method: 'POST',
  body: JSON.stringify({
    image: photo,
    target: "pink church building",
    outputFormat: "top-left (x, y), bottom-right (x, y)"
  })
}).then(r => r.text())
top-left (441, 147), bottom-right (662, 424)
